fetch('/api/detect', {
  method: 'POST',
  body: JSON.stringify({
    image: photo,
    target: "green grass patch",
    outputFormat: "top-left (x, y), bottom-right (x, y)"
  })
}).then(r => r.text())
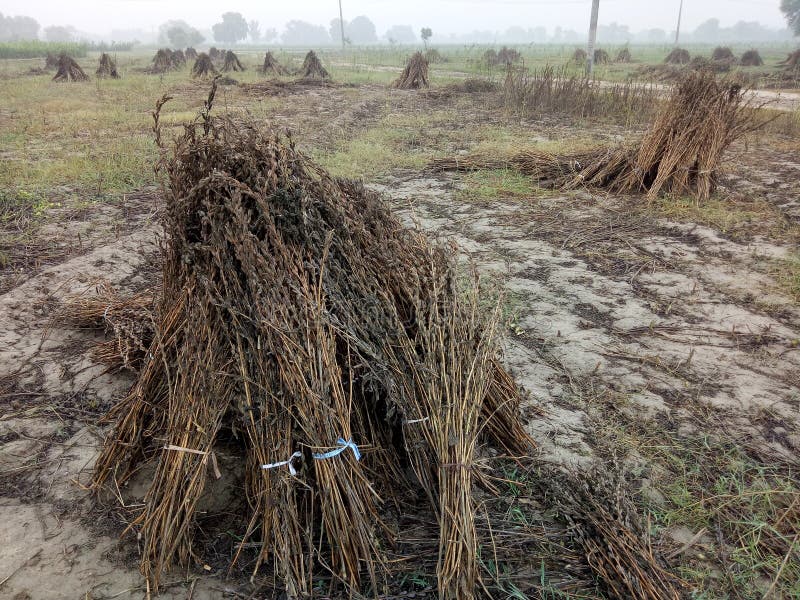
top-left (774, 254), bottom-right (800, 303)
top-left (0, 40), bottom-right (87, 59)
top-left (456, 168), bottom-right (538, 203)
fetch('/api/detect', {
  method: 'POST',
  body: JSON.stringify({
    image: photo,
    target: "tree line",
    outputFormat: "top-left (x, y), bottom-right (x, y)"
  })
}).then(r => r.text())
top-left (1, 7), bottom-right (798, 46)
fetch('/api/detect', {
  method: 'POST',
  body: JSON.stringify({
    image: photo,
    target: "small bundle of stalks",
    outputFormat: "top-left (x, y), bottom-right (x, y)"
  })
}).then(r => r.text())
top-left (542, 465), bottom-right (687, 599)
top-left (60, 284), bottom-right (155, 372)
top-left (712, 46), bottom-right (736, 62)
top-left (170, 49), bottom-right (187, 68)
top-left (393, 51), bottom-right (430, 89)
top-left (185, 47), bottom-right (198, 61)
top-left (594, 48), bottom-right (610, 65)
top-left (664, 48), bottom-right (690, 65)
top-left (486, 47), bottom-right (520, 67)
top-left (779, 49), bottom-right (800, 71)
top-left (740, 49), bottom-right (763, 67)
top-left (149, 48), bottom-right (175, 74)
top-left (222, 50), bottom-right (244, 72)
top-left (298, 50), bottom-right (330, 80)
top-left (259, 51), bottom-right (289, 76)
top-left (208, 47), bottom-right (221, 61)
top-left (52, 53), bottom-right (89, 82)
top-left (616, 47), bottom-right (632, 63)
top-left (691, 55), bottom-right (732, 73)
top-left (96, 53), bottom-right (120, 79)
top-left (437, 71), bottom-right (762, 202)
top-left (191, 53), bottom-right (217, 78)
top-left (44, 52), bottom-right (59, 70)
top-left (572, 48), bottom-right (587, 64)
top-left (497, 46), bottom-right (521, 65)
top-left (91, 83), bottom-right (532, 598)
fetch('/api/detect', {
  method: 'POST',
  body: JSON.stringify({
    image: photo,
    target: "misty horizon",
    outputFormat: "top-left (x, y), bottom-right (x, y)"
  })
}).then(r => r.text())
top-left (0, 0), bottom-right (795, 45)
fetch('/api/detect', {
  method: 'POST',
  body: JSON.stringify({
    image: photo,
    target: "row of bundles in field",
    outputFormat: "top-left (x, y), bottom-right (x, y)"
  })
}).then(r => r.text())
top-left (433, 71), bottom-right (762, 202)
top-left (88, 83), bottom-right (533, 599)
top-left (148, 48), bottom-right (185, 73)
top-left (571, 47), bottom-right (625, 65)
top-left (484, 46), bottom-right (521, 67)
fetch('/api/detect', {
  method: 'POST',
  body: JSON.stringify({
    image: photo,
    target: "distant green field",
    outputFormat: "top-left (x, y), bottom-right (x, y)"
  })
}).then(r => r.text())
top-left (0, 40), bottom-right (89, 59)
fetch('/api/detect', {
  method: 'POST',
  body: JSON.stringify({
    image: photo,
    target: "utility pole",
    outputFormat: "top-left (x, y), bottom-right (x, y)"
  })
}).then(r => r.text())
top-left (674, 0), bottom-right (684, 46)
top-left (586, 0), bottom-right (600, 75)
top-left (338, 0), bottom-right (346, 50)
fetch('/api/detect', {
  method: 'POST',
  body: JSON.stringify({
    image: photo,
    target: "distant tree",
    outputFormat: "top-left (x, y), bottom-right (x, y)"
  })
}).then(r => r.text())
top-left (384, 25), bottom-right (416, 44)
top-left (213, 12), bottom-right (249, 45)
top-left (262, 27), bottom-right (279, 43)
top-left (281, 20), bottom-right (331, 46)
top-left (781, 0), bottom-right (800, 35)
top-left (597, 22), bottom-right (631, 44)
top-left (0, 13), bottom-right (40, 41)
top-left (347, 16), bottom-right (378, 44)
top-left (643, 28), bottom-right (667, 43)
top-left (167, 26), bottom-right (189, 48)
top-left (158, 20), bottom-right (203, 46)
top-left (249, 20), bottom-right (261, 43)
top-left (330, 18), bottom-right (348, 45)
top-left (421, 27), bottom-right (433, 48)
top-left (44, 25), bottom-right (76, 43)
top-left (692, 18), bottom-right (721, 42)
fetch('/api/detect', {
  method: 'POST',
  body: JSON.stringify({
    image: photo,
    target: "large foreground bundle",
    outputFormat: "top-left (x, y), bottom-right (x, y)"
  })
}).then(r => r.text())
top-left (299, 50), bottom-right (330, 80)
top-left (259, 51), bottom-right (289, 76)
top-left (52, 53), bottom-right (89, 82)
top-left (435, 71), bottom-right (760, 201)
top-left (191, 53), bottom-right (217, 78)
top-left (222, 50), bottom-right (244, 72)
top-left (393, 52), bottom-right (430, 89)
top-left (664, 48), bottom-right (690, 65)
top-left (92, 87), bottom-right (531, 598)
top-left (740, 49), bottom-right (763, 67)
top-left (96, 53), bottom-right (119, 79)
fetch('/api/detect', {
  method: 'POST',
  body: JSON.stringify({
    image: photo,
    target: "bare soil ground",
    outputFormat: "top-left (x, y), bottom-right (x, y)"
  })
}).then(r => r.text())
top-left (1, 77), bottom-right (799, 599)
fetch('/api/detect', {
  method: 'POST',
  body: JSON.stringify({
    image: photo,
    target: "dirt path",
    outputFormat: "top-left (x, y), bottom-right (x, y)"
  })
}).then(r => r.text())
top-left (376, 175), bottom-right (800, 468)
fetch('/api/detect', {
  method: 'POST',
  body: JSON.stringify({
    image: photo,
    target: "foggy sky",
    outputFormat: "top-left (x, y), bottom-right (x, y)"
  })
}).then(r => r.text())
top-left (1, 0), bottom-right (789, 37)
